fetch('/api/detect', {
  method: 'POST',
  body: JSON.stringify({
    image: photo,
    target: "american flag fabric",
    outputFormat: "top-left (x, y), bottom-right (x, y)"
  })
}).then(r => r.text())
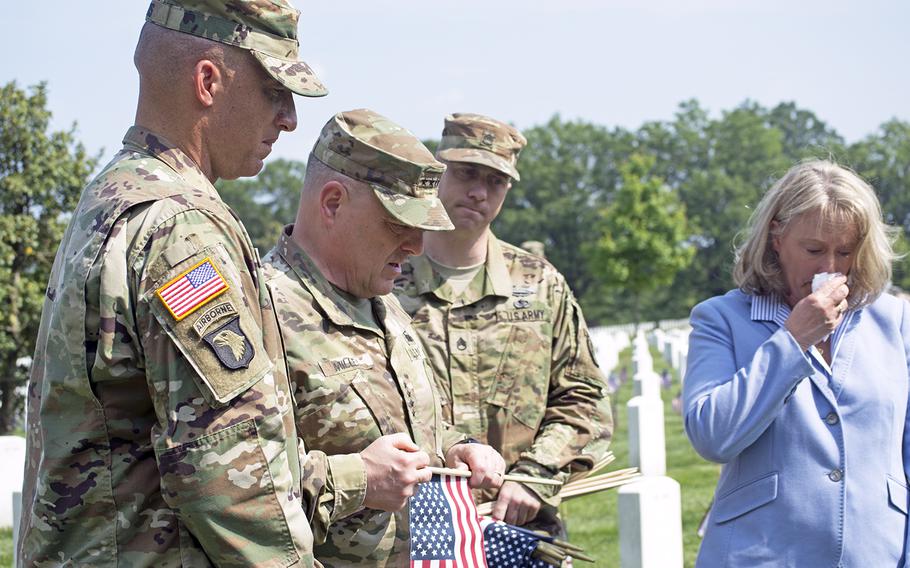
top-left (409, 474), bottom-right (487, 567)
top-left (156, 258), bottom-right (229, 320)
top-left (479, 517), bottom-right (554, 568)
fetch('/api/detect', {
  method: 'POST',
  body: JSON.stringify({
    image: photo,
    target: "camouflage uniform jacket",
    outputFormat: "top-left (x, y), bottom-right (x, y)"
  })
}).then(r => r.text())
top-left (394, 236), bottom-right (612, 508)
top-left (263, 228), bottom-right (465, 568)
top-left (18, 127), bottom-right (316, 567)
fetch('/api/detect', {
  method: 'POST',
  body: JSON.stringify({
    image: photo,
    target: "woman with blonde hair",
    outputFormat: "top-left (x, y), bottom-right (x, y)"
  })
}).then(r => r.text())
top-left (683, 160), bottom-right (909, 567)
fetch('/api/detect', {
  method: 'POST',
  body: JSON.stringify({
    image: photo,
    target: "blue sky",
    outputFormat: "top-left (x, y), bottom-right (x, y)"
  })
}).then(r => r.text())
top-left (3, 0), bottom-right (907, 164)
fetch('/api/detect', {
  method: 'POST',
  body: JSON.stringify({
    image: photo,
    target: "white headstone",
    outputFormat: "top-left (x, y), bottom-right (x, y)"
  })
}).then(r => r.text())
top-left (627, 394), bottom-right (666, 475)
top-left (618, 477), bottom-right (684, 568)
top-left (652, 329), bottom-right (667, 354)
top-left (0, 436), bottom-right (26, 528)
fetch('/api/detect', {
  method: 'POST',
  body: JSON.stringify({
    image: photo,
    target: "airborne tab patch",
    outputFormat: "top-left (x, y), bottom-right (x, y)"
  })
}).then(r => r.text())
top-left (156, 258), bottom-right (229, 321)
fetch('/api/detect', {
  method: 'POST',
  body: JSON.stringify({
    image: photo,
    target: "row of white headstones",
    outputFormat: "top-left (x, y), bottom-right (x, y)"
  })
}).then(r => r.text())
top-left (1, 322), bottom-right (693, 565)
top-left (589, 320), bottom-right (691, 568)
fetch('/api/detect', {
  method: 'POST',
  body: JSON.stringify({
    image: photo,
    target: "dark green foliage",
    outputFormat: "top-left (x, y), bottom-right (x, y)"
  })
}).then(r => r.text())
top-left (216, 158), bottom-right (307, 253)
top-left (0, 82), bottom-right (97, 434)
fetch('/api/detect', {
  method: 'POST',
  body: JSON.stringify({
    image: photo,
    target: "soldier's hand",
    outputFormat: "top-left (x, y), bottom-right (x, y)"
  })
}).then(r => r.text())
top-left (491, 481), bottom-right (542, 526)
top-left (444, 443), bottom-right (506, 490)
top-left (361, 433), bottom-right (432, 512)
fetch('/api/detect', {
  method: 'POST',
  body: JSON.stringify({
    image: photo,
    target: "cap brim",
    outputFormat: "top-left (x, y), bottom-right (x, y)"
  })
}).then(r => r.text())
top-left (251, 51), bottom-right (328, 97)
top-left (371, 185), bottom-right (454, 232)
top-left (437, 148), bottom-right (520, 181)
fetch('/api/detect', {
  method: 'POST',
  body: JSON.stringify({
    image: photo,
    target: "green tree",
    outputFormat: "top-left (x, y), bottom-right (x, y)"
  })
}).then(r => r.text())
top-left (663, 102), bottom-right (789, 313)
top-left (767, 101), bottom-right (845, 160)
top-left (217, 158), bottom-right (307, 252)
top-left (493, 116), bottom-right (635, 306)
top-left (588, 154), bottom-right (694, 324)
top-left (846, 119), bottom-right (910, 287)
top-left (0, 82), bottom-right (96, 433)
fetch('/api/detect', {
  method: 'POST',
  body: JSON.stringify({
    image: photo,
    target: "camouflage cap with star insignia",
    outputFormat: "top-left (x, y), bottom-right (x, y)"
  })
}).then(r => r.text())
top-left (146, 0), bottom-right (327, 97)
top-left (311, 108), bottom-right (454, 231)
top-left (436, 113), bottom-right (527, 181)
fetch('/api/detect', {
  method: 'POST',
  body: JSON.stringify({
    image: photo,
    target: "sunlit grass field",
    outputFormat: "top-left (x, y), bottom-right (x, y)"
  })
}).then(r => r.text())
top-left (0, 527), bottom-right (11, 567)
top-left (562, 345), bottom-right (719, 567)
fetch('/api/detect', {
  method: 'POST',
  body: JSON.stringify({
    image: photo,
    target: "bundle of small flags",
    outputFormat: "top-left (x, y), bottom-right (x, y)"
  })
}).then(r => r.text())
top-left (475, 453), bottom-right (641, 518)
top-left (480, 517), bottom-right (558, 567)
top-left (409, 474), bottom-right (592, 567)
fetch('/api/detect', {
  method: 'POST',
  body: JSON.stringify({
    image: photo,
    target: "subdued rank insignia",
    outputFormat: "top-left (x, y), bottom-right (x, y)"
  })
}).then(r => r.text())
top-left (481, 131), bottom-right (496, 148)
top-left (416, 175), bottom-right (441, 195)
top-left (204, 317), bottom-right (254, 370)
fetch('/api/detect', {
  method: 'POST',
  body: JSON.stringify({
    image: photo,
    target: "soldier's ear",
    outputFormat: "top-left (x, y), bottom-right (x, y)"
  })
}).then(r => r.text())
top-left (192, 59), bottom-right (222, 108)
top-left (319, 181), bottom-right (347, 225)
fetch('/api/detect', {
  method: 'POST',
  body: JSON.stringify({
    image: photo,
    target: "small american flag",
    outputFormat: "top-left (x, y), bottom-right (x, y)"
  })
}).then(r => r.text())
top-left (409, 474), bottom-right (487, 568)
top-left (480, 517), bottom-right (554, 568)
top-left (156, 258), bottom-right (229, 320)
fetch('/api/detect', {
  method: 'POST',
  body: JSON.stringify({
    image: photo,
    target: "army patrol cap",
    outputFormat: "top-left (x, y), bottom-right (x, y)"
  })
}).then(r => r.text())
top-left (311, 109), bottom-right (454, 231)
top-left (436, 113), bottom-right (527, 181)
top-left (146, 0), bottom-right (327, 97)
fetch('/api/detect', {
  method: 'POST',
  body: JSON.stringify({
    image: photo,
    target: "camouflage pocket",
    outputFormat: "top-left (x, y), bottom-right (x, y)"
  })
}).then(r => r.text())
top-left (145, 243), bottom-right (272, 405)
top-left (157, 418), bottom-right (299, 567)
top-left (489, 322), bottom-right (550, 429)
top-left (295, 369), bottom-right (386, 452)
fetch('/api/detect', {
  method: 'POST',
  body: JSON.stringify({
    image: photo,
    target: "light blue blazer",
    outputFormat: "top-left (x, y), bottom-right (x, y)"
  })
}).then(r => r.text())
top-left (684, 289), bottom-right (910, 568)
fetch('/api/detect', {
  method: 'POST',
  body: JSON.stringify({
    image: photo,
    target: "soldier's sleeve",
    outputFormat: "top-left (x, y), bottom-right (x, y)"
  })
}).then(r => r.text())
top-left (440, 421), bottom-right (470, 456)
top-left (130, 205), bottom-right (313, 566)
top-left (508, 276), bottom-right (613, 507)
top-left (299, 447), bottom-right (367, 544)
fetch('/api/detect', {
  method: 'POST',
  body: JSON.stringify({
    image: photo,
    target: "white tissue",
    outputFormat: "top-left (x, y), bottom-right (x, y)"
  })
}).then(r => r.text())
top-left (810, 272), bottom-right (844, 346)
top-left (811, 272), bottom-right (842, 293)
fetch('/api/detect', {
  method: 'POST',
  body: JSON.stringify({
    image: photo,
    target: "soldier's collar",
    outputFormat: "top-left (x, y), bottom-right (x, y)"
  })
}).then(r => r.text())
top-left (276, 228), bottom-right (383, 335)
top-left (412, 234), bottom-right (512, 303)
top-left (122, 126), bottom-right (214, 194)
top-left (410, 254), bottom-right (438, 297)
top-left (485, 236), bottom-right (514, 298)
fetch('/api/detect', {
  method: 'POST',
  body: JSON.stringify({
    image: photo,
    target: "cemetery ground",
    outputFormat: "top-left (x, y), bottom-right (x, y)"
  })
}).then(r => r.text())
top-left (0, 527), bottom-right (10, 566)
top-left (0, 345), bottom-right (717, 567)
top-left (564, 344), bottom-right (719, 567)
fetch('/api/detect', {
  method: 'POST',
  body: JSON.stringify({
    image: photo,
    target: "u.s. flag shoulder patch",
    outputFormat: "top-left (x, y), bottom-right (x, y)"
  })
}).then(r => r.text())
top-left (156, 257), bottom-right (229, 321)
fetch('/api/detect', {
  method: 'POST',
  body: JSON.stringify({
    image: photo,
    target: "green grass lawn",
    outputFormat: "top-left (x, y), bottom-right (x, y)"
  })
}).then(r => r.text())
top-left (0, 527), bottom-right (11, 567)
top-left (0, 344), bottom-right (717, 568)
top-left (562, 344), bottom-right (719, 567)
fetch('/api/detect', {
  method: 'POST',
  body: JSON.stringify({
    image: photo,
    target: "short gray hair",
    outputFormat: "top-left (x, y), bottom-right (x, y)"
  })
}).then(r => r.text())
top-left (733, 159), bottom-right (899, 308)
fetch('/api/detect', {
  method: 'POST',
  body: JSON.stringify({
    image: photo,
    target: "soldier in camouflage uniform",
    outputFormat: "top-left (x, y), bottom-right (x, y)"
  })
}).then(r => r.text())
top-left (394, 113), bottom-right (613, 539)
top-left (18, 1), bottom-right (328, 566)
top-left (263, 109), bottom-right (506, 567)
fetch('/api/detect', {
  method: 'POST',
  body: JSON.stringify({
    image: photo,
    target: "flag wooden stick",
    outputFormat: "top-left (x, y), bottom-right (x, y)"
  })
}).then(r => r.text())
top-left (563, 467), bottom-right (640, 490)
top-left (564, 550), bottom-right (597, 563)
top-left (425, 467), bottom-right (563, 486)
top-left (474, 468), bottom-right (642, 516)
top-left (568, 452), bottom-right (616, 483)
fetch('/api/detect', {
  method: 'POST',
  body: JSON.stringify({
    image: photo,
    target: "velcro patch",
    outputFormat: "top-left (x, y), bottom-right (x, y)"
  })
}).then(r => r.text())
top-left (203, 317), bottom-right (254, 370)
top-left (318, 354), bottom-right (374, 376)
top-left (192, 301), bottom-right (238, 337)
top-left (156, 257), bottom-right (229, 321)
top-left (496, 308), bottom-right (548, 323)
top-left (511, 285), bottom-right (536, 297)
